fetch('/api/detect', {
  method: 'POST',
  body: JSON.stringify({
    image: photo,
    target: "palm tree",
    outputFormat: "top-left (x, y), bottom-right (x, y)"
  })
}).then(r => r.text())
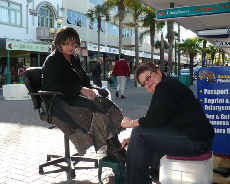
top-left (124, 0), bottom-right (145, 69)
top-left (167, 20), bottom-right (174, 74)
top-left (178, 38), bottom-right (202, 84)
top-left (201, 39), bottom-right (207, 67)
top-left (139, 6), bottom-right (156, 62)
top-left (155, 39), bottom-right (169, 50)
top-left (155, 21), bottom-right (166, 72)
top-left (206, 45), bottom-right (218, 65)
top-left (86, 4), bottom-right (110, 58)
top-left (104, 0), bottom-right (126, 56)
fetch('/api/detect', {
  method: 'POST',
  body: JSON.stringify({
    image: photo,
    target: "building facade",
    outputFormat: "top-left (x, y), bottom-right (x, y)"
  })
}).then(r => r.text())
top-left (0, 0), bottom-right (157, 86)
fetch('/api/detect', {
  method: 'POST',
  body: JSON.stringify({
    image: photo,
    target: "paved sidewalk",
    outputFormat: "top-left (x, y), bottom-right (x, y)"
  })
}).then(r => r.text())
top-left (0, 80), bottom-right (151, 184)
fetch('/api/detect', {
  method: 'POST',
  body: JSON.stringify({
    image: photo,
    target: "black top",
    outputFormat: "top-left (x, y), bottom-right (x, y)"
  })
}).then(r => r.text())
top-left (139, 76), bottom-right (214, 142)
top-left (41, 50), bottom-right (91, 102)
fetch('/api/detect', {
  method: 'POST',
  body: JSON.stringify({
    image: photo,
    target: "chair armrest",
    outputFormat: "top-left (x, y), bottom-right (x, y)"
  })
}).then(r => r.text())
top-left (29, 91), bottom-right (63, 96)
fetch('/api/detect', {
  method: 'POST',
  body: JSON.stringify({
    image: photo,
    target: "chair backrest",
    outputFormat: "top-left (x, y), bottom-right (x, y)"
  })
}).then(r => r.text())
top-left (23, 67), bottom-right (42, 109)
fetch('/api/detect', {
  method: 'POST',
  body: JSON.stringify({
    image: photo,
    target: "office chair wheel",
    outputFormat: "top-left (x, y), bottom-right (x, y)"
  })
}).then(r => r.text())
top-left (47, 155), bottom-right (51, 161)
top-left (71, 169), bottom-right (76, 178)
top-left (39, 167), bottom-right (44, 175)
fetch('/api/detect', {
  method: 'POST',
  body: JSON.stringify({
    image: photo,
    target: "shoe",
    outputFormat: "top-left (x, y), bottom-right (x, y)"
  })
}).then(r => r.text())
top-left (106, 135), bottom-right (126, 163)
top-left (115, 91), bottom-right (119, 98)
top-left (96, 145), bottom-right (107, 158)
top-left (107, 148), bottom-right (126, 163)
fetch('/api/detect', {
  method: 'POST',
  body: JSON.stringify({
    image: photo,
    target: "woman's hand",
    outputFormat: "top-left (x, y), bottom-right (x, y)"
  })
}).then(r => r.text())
top-left (121, 117), bottom-right (138, 128)
top-left (121, 138), bottom-right (130, 148)
top-left (80, 87), bottom-right (97, 100)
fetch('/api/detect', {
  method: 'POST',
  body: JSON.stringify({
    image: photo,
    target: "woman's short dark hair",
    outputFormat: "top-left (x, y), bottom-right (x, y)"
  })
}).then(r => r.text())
top-left (135, 62), bottom-right (158, 84)
top-left (54, 27), bottom-right (80, 50)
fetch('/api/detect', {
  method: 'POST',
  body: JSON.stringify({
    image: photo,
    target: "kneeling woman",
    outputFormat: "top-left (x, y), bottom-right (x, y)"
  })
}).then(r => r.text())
top-left (121, 63), bottom-right (214, 184)
top-left (41, 26), bottom-right (125, 161)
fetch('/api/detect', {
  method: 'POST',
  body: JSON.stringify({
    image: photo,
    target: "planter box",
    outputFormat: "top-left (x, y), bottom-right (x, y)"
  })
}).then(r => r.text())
top-left (3, 84), bottom-right (31, 100)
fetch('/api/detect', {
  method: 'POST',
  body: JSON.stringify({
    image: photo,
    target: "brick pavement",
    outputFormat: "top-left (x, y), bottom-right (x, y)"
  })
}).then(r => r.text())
top-left (0, 81), bottom-right (151, 184)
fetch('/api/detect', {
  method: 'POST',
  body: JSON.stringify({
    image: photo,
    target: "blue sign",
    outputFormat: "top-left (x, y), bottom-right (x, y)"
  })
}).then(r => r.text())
top-left (197, 66), bottom-right (230, 154)
top-left (157, 2), bottom-right (230, 20)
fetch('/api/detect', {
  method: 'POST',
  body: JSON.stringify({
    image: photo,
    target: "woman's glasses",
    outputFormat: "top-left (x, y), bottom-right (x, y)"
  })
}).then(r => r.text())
top-left (140, 72), bottom-right (152, 87)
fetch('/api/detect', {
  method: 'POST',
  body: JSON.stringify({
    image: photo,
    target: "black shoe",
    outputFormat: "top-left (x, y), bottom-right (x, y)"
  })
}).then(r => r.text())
top-left (107, 135), bottom-right (126, 163)
top-left (116, 91), bottom-right (119, 98)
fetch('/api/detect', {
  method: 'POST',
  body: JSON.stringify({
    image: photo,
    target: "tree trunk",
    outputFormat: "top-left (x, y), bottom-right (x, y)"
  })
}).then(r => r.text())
top-left (167, 20), bottom-right (174, 74)
top-left (150, 23), bottom-right (155, 63)
top-left (97, 18), bottom-right (101, 58)
top-left (135, 21), bottom-right (139, 69)
top-left (222, 50), bottom-right (225, 65)
top-left (160, 33), bottom-right (165, 72)
top-left (189, 55), bottom-right (194, 85)
top-left (202, 40), bottom-right (207, 67)
top-left (118, 0), bottom-right (125, 56)
top-left (118, 12), bottom-right (124, 56)
top-left (177, 24), bottom-right (181, 77)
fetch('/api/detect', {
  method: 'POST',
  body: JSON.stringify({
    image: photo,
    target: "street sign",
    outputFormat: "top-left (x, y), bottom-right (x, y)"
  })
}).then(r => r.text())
top-left (197, 66), bottom-right (230, 154)
top-left (156, 2), bottom-right (230, 20)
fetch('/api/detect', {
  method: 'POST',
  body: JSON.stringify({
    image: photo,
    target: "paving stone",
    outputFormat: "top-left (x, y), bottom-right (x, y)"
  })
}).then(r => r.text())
top-left (0, 84), bottom-right (150, 183)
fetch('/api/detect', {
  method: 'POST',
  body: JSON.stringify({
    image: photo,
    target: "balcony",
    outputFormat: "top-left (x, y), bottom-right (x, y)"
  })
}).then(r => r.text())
top-left (36, 27), bottom-right (54, 41)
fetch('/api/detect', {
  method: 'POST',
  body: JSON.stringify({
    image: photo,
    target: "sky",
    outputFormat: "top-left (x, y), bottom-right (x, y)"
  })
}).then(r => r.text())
top-left (180, 26), bottom-right (197, 41)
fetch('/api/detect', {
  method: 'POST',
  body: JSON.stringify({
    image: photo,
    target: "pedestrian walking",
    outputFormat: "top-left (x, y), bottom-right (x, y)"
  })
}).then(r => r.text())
top-left (91, 58), bottom-right (102, 87)
top-left (112, 54), bottom-right (130, 99)
top-left (121, 62), bottom-right (214, 184)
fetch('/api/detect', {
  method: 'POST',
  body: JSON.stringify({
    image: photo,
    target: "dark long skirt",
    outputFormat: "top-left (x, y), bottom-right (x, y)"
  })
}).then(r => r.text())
top-left (51, 95), bottom-right (123, 154)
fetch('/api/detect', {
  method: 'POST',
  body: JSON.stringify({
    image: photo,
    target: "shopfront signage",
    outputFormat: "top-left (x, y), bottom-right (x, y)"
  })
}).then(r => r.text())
top-left (156, 2), bottom-right (230, 20)
top-left (197, 66), bottom-right (230, 154)
top-left (6, 39), bottom-right (51, 53)
top-left (214, 41), bottom-right (230, 48)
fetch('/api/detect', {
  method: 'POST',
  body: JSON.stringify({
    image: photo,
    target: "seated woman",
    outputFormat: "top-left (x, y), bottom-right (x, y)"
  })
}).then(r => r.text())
top-left (41, 26), bottom-right (125, 162)
top-left (121, 62), bottom-right (214, 184)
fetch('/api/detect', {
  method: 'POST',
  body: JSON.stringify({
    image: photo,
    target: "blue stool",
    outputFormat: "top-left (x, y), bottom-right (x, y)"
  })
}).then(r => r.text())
top-left (98, 156), bottom-right (126, 184)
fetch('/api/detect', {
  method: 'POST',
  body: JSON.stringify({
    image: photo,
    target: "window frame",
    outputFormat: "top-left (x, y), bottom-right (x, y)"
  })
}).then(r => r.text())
top-left (0, 0), bottom-right (22, 26)
top-left (38, 5), bottom-right (54, 28)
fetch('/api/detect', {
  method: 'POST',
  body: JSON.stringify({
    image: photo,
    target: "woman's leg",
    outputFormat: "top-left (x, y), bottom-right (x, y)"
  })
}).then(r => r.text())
top-left (120, 76), bottom-right (127, 96)
top-left (116, 76), bottom-right (121, 94)
top-left (126, 126), bottom-right (210, 184)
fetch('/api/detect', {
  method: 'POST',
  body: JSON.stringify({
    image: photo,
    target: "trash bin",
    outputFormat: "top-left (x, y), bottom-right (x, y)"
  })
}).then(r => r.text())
top-left (179, 74), bottom-right (190, 87)
top-left (109, 76), bottom-right (117, 88)
top-left (179, 69), bottom-right (191, 87)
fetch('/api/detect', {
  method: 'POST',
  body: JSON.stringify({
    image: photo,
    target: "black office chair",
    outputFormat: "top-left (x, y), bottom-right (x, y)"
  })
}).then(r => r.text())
top-left (23, 67), bottom-right (98, 181)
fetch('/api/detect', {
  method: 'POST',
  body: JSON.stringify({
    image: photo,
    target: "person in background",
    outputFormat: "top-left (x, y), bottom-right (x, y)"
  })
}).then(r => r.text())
top-left (41, 27), bottom-right (126, 162)
top-left (18, 63), bottom-right (26, 83)
top-left (121, 62), bottom-right (214, 184)
top-left (91, 57), bottom-right (102, 87)
top-left (112, 54), bottom-right (130, 99)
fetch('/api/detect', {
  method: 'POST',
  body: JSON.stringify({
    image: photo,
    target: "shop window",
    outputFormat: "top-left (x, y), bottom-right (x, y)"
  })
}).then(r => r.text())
top-left (122, 28), bottom-right (132, 38)
top-left (38, 6), bottom-right (54, 28)
top-left (0, 0), bottom-right (21, 26)
top-left (67, 9), bottom-right (86, 28)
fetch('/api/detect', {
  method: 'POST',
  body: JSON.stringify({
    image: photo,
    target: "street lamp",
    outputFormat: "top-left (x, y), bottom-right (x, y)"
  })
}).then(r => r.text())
top-left (57, 19), bottom-right (62, 28)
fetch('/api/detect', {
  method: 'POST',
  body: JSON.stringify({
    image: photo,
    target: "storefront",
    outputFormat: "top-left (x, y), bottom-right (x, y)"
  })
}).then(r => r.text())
top-left (0, 39), bottom-right (51, 86)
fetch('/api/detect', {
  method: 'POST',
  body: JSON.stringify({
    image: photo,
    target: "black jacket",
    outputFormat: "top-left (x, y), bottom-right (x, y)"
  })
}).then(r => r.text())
top-left (139, 76), bottom-right (214, 142)
top-left (41, 50), bottom-right (91, 102)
